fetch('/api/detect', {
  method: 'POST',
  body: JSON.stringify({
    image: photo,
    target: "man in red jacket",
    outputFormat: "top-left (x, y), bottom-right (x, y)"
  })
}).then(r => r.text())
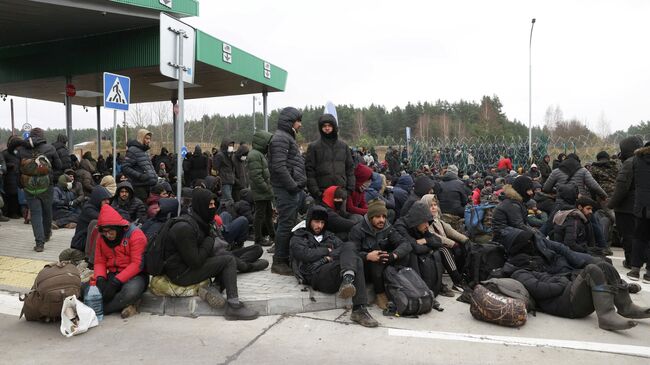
top-left (347, 164), bottom-right (373, 216)
top-left (92, 204), bottom-right (148, 318)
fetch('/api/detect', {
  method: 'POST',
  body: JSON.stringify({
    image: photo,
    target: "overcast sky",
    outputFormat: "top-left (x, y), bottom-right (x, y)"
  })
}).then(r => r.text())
top-left (2, 0), bottom-right (649, 136)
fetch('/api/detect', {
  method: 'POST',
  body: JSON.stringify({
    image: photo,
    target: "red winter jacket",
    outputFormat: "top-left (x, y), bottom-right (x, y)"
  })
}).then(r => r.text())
top-left (497, 158), bottom-right (513, 171)
top-left (322, 185), bottom-right (338, 209)
top-left (347, 164), bottom-right (373, 215)
top-left (472, 188), bottom-right (481, 205)
top-left (93, 204), bottom-right (147, 284)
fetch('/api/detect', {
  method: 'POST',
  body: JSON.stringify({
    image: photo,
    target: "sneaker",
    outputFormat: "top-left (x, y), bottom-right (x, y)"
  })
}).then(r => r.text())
top-left (225, 302), bottom-right (259, 321)
top-left (643, 273), bottom-right (650, 284)
top-left (120, 304), bottom-right (139, 319)
top-left (34, 243), bottom-right (44, 252)
top-left (198, 286), bottom-right (226, 309)
top-left (255, 238), bottom-right (274, 247)
top-left (337, 274), bottom-right (356, 299)
top-left (350, 306), bottom-right (379, 328)
top-left (627, 269), bottom-right (640, 281)
top-left (439, 284), bottom-right (455, 297)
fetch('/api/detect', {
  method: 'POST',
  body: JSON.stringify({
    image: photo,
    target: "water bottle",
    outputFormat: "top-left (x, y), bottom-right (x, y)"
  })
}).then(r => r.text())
top-left (84, 285), bottom-right (104, 321)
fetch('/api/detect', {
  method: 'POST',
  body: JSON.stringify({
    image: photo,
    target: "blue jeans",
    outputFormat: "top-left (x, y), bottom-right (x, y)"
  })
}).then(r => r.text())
top-left (220, 211), bottom-right (248, 246)
top-left (221, 184), bottom-right (233, 202)
top-left (25, 187), bottom-right (53, 245)
top-left (273, 187), bottom-right (301, 260)
top-left (590, 214), bottom-right (606, 248)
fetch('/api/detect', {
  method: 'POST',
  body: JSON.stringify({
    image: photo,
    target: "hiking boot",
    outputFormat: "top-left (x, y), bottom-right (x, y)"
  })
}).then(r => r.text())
top-left (627, 283), bottom-right (642, 294)
top-left (626, 268), bottom-right (640, 281)
top-left (374, 293), bottom-right (389, 310)
top-left (255, 238), bottom-right (273, 247)
top-left (225, 302), bottom-right (259, 321)
top-left (623, 260), bottom-right (631, 269)
top-left (337, 274), bottom-right (356, 299)
top-left (198, 286), bottom-right (226, 309)
top-left (592, 285), bottom-right (637, 331)
top-left (439, 284), bottom-right (455, 297)
top-left (643, 272), bottom-right (650, 284)
top-left (120, 304), bottom-right (139, 319)
top-left (350, 306), bottom-right (379, 328)
top-left (51, 222), bottom-right (60, 230)
top-left (248, 259), bottom-right (269, 272)
top-left (64, 223), bottom-right (77, 229)
top-left (614, 286), bottom-right (650, 319)
top-left (34, 243), bottom-right (44, 252)
top-left (271, 258), bottom-right (293, 276)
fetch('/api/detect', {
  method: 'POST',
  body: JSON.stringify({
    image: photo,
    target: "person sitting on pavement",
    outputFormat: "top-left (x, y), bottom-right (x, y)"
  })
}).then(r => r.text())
top-left (111, 181), bottom-right (147, 224)
top-left (553, 197), bottom-right (605, 256)
top-left (347, 163), bottom-right (373, 217)
top-left (392, 174), bottom-right (414, 217)
top-left (90, 204), bottom-right (148, 318)
top-left (100, 175), bottom-right (117, 196)
top-left (436, 164), bottom-right (470, 218)
top-left (349, 199), bottom-right (411, 310)
top-left (399, 175), bottom-right (436, 217)
top-left (501, 227), bottom-right (650, 331)
top-left (162, 188), bottom-right (258, 320)
top-left (319, 185), bottom-right (363, 241)
top-left (290, 205), bottom-right (378, 327)
top-left (365, 172), bottom-right (396, 222)
top-left (492, 175), bottom-right (537, 243)
top-left (525, 199), bottom-right (548, 228)
top-left (145, 183), bottom-right (169, 218)
top-left (70, 186), bottom-right (113, 255)
top-left (52, 174), bottom-right (79, 229)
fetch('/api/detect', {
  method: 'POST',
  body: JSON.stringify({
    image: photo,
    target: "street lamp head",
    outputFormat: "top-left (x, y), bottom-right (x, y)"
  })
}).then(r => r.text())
top-left (532, 18), bottom-right (536, 24)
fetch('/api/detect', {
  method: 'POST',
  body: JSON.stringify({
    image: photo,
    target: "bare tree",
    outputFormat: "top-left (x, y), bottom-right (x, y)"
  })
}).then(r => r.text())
top-left (597, 111), bottom-right (611, 138)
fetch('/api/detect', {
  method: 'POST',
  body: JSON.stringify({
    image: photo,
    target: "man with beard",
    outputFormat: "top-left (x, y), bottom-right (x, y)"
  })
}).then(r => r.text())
top-left (122, 129), bottom-right (158, 201)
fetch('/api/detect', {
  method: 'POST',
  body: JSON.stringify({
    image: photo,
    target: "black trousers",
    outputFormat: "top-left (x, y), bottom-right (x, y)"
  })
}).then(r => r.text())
top-left (615, 212), bottom-right (636, 263)
top-left (364, 254), bottom-right (409, 294)
top-left (632, 217), bottom-right (650, 268)
top-left (229, 245), bottom-right (263, 273)
top-left (567, 262), bottom-right (621, 318)
top-left (253, 200), bottom-right (274, 243)
top-left (170, 255), bottom-right (239, 299)
top-left (310, 241), bottom-right (368, 305)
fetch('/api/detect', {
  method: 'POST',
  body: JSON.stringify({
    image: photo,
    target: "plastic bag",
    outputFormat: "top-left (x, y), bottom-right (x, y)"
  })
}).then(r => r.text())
top-left (60, 295), bottom-right (99, 338)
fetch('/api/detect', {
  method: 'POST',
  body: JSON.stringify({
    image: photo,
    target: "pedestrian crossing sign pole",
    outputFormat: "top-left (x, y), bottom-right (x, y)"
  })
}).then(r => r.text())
top-left (103, 72), bottom-right (131, 179)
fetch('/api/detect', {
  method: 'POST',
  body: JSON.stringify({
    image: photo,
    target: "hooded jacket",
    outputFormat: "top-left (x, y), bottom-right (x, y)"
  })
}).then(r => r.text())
top-left (3, 136), bottom-right (24, 195)
top-left (53, 174), bottom-right (76, 211)
top-left (589, 159), bottom-right (618, 197)
top-left (365, 172), bottom-right (395, 210)
top-left (633, 145), bottom-right (650, 219)
top-left (538, 158), bottom-right (552, 182)
top-left (552, 209), bottom-right (594, 253)
top-left (76, 157), bottom-right (96, 195)
top-left (140, 198), bottom-right (179, 239)
top-left (400, 176), bottom-right (437, 217)
top-left (93, 204), bottom-right (146, 284)
top-left (70, 186), bottom-right (113, 251)
top-left (608, 136), bottom-right (644, 214)
top-left (392, 174), bottom-right (413, 215)
top-left (187, 145), bottom-right (208, 184)
top-left (347, 164), bottom-right (373, 215)
top-left (268, 107), bottom-right (307, 192)
top-left (111, 181), bottom-right (147, 223)
top-left (16, 128), bottom-right (62, 191)
top-left (492, 185), bottom-right (536, 242)
top-left (233, 144), bottom-right (250, 190)
top-left (52, 134), bottom-right (72, 181)
top-left (436, 171), bottom-right (470, 218)
top-left (290, 205), bottom-right (343, 282)
top-left (543, 157), bottom-right (607, 200)
top-left (122, 129), bottom-right (158, 187)
top-left (394, 201), bottom-right (442, 256)
top-left (305, 114), bottom-right (355, 198)
top-left (214, 139), bottom-right (236, 185)
top-left (247, 131), bottom-right (274, 201)
top-left (348, 212), bottom-right (411, 262)
top-left (319, 185), bottom-right (358, 234)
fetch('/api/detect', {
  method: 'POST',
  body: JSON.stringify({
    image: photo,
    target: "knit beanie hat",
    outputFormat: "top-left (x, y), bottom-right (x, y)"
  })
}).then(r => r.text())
top-left (447, 165), bottom-right (459, 176)
top-left (596, 151), bottom-right (610, 161)
top-left (509, 230), bottom-right (535, 256)
top-left (526, 199), bottom-right (537, 209)
top-left (367, 199), bottom-right (388, 218)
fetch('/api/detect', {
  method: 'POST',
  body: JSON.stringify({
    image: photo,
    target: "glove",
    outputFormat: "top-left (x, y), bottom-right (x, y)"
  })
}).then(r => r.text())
top-left (385, 253), bottom-right (398, 265)
top-left (95, 276), bottom-right (107, 293)
top-left (304, 258), bottom-right (328, 273)
top-left (101, 276), bottom-right (122, 302)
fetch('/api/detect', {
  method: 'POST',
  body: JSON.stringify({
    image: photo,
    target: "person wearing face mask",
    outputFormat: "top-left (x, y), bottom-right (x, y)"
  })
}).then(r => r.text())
top-left (347, 164), bottom-right (373, 216)
top-left (163, 188), bottom-right (259, 320)
top-left (16, 127), bottom-right (63, 252)
top-left (233, 142), bottom-right (250, 201)
top-left (52, 174), bottom-right (79, 229)
top-left (305, 114), bottom-right (355, 201)
top-left (492, 175), bottom-right (537, 243)
top-left (319, 186), bottom-right (362, 241)
top-left (214, 139), bottom-right (236, 203)
top-left (90, 204), bottom-right (148, 318)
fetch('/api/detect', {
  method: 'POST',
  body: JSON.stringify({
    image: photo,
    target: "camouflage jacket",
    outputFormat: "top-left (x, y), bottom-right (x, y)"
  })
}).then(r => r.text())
top-left (590, 160), bottom-right (618, 197)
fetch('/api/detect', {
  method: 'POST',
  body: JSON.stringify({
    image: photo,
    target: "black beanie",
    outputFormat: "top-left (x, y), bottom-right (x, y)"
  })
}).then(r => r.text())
top-left (512, 176), bottom-right (534, 201)
top-left (596, 151), bottom-right (610, 161)
top-left (334, 187), bottom-right (347, 200)
top-left (509, 230), bottom-right (535, 256)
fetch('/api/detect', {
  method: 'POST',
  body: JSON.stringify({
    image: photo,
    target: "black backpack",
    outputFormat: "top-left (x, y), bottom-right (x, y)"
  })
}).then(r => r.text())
top-left (383, 266), bottom-right (435, 316)
top-left (144, 215), bottom-right (197, 276)
top-left (415, 250), bottom-right (444, 296)
top-left (462, 241), bottom-right (506, 288)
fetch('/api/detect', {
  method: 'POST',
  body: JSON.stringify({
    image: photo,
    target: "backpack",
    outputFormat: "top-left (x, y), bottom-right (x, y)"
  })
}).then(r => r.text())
top-left (20, 151), bottom-right (52, 195)
top-left (19, 262), bottom-right (81, 322)
top-left (383, 266), bottom-right (435, 316)
top-left (481, 278), bottom-right (536, 313)
top-left (464, 203), bottom-right (497, 238)
top-left (462, 241), bottom-right (506, 288)
top-left (469, 284), bottom-right (527, 327)
top-left (143, 216), bottom-right (197, 276)
top-left (415, 250), bottom-right (444, 296)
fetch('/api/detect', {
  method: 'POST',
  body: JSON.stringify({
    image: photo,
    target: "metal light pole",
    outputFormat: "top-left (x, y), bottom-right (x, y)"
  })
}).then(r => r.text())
top-left (528, 18), bottom-right (536, 161)
top-left (253, 95), bottom-right (257, 133)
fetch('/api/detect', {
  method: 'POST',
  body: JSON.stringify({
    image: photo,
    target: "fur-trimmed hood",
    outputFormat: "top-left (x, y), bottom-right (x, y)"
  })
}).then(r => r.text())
top-left (503, 184), bottom-right (523, 202)
top-left (635, 145), bottom-right (650, 159)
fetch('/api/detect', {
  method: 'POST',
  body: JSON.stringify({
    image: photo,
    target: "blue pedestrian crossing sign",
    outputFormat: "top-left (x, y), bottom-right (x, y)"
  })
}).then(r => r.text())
top-left (181, 146), bottom-right (188, 158)
top-left (103, 72), bottom-right (130, 111)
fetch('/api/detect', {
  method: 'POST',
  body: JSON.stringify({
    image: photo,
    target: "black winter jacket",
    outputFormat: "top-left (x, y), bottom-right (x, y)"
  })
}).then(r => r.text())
top-left (552, 209), bottom-right (594, 253)
top-left (70, 186), bottom-right (113, 251)
top-left (305, 116), bottom-right (355, 198)
top-left (111, 181), bottom-right (147, 223)
top-left (214, 140), bottom-right (235, 185)
top-left (290, 226), bottom-right (343, 283)
top-left (187, 145), bottom-right (208, 184)
top-left (164, 213), bottom-right (213, 281)
top-left (2, 137), bottom-right (23, 195)
top-left (268, 108), bottom-right (306, 192)
top-left (349, 216), bottom-right (412, 262)
top-left (52, 134), bottom-right (72, 182)
top-left (437, 172), bottom-right (469, 218)
top-left (393, 202), bottom-right (443, 256)
top-left (633, 146), bottom-right (650, 219)
top-left (233, 145), bottom-right (249, 190)
top-left (17, 135), bottom-right (62, 191)
top-left (122, 140), bottom-right (157, 187)
top-left (492, 185), bottom-right (536, 242)
top-left (511, 269), bottom-right (572, 318)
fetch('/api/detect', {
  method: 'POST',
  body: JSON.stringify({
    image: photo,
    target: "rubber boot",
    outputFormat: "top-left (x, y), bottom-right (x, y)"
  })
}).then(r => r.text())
top-left (592, 285), bottom-right (637, 331)
top-left (614, 285), bottom-right (650, 319)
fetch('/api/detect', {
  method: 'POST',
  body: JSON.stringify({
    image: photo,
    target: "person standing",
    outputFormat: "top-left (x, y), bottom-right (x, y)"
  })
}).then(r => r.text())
top-left (247, 130), bottom-right (275, 246)
top-left (17, 127), bottom-right (62, 252)
top-left (51, 134), bottom-right (72, 183)
top-left (268, 107), bottom-right (306, 275)
top-left (122, 129), bottom-right (157, 201)
top-left (214, 140), bottom-right (236, 202)
top-left (629, 141), bottom-right (650, 282)
top-left (305, 114), bottom-right (355, 200)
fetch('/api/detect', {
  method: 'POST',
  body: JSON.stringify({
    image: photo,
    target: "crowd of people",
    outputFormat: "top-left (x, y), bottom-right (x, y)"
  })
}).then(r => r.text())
top-left (1, 107), bottom-right (649, 329)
